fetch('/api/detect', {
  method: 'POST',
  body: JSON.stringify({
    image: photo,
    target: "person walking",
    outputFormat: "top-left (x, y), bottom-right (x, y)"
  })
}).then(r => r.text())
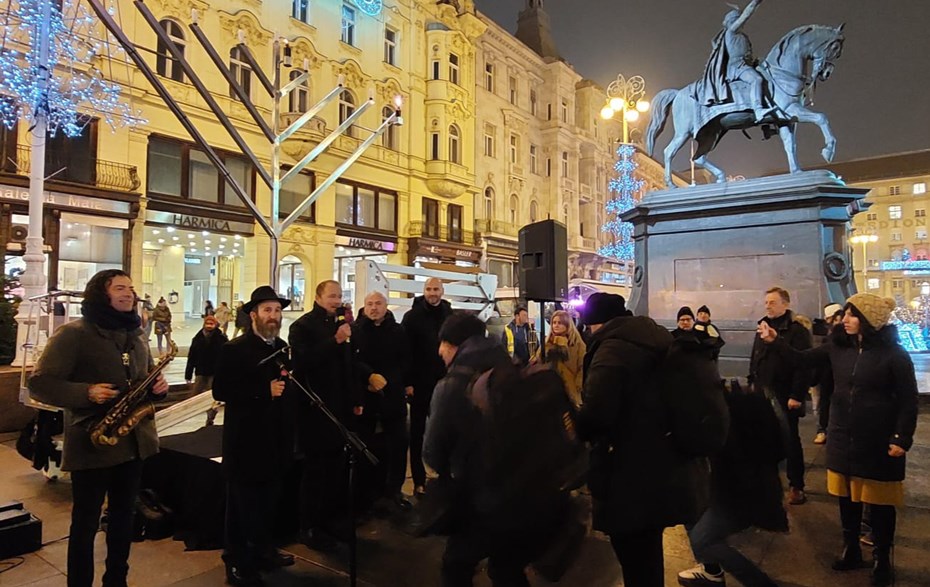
top-left (401, 277), bottom-right (453, 496)
top-left (214, 301), bottom-right (232, 336)
top-left (530, 309), bottom-right (586, 406)
top-left (151, 296), bottom-right (172, 355)
top-left (141, 294), bottom-right (155, 341)
top-left (213, 286), bottom-right (296, 586)
top-left (29, 269), bottom-right (169, 587)
top-left (759, 293), bottom-right (918, 587)
top-left (203, 300), bottom-right (215, 317)
top-left (184, 315), bottom-right (228, 395)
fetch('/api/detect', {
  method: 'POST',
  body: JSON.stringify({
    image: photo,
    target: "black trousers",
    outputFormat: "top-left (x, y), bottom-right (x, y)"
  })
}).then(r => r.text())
top-left (224, 478), bottom-right (281, 573)
top-left (68, 459), bottom-right (143, 587)
top-left (608, 527), bottom-right (665, 587)
top-left (441, 519), bottom-right (556, 587)
top-left (357, 413), bottom-right (408, 497)
top-left (409, 391), bottom-right (432, 487)
top-left (300, 450), bottom-right (348, 536)
top-left (784, 409), bottom-right (805, 490)
top-left (817, 385), bottom-right (833, 433)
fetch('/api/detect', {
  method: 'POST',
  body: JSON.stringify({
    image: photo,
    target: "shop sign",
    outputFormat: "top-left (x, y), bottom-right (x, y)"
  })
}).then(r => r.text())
top-left (0, 184), bottom-right (131, 214)
top-left (882, 260), bottom-right (930, 271)
top-left (419, 243), bottom-right (481, 262)
top-left (145, 210), bottom-right (254, 234)
top-left (335, 234), bottom-right (396, 252)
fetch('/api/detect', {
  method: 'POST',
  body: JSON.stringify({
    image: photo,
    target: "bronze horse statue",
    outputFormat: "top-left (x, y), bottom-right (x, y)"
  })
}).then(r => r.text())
top-left (646, 24), bottom-right (845, 187)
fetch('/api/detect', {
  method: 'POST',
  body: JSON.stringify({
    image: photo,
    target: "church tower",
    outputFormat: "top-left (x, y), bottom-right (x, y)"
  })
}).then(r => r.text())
top-left (515, 0), bottom-right (562, 61)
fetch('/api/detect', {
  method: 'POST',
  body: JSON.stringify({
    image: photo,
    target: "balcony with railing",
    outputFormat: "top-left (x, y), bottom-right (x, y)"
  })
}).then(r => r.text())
top-left (408, 220), bottom-right (475, 245)
top-left (4, 145), bottom-right (141, 192)
top-left (473, 218), bottom-right (518, 237)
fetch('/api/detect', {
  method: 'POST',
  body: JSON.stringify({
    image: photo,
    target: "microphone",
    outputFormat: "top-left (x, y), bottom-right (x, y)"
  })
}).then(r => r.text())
top-left (336, 306), bottom-right (350, 343)
top-left (258, 344), bottom-right (290, 367)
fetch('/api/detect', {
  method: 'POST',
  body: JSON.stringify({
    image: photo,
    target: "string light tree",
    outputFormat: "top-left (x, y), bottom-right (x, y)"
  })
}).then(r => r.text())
top-left (0, 0), bottom-right (142, 365)
top-left (598, 143), bottom-right (645, 262)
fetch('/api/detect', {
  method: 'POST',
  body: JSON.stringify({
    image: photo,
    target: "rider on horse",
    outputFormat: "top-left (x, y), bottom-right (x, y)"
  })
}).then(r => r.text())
top-left (693, 0), bottom-right (774, 124)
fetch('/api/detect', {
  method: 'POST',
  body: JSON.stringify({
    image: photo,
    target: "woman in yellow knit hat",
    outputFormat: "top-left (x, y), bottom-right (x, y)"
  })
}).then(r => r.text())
top-left (758, 293), bottom-right (917, 587)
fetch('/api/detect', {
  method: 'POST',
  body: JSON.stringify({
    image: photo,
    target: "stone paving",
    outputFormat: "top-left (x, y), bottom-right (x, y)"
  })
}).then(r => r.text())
top-left (2, 405), bottom-right (929, 586)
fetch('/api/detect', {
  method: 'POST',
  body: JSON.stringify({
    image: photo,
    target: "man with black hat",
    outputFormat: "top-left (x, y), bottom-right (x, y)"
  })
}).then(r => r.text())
top-left (213, 286), bottom-right (296, 586)
top-left (576, 293), bottom-right (709, 587)
top-left (673, 306), bottom-right (696, 338)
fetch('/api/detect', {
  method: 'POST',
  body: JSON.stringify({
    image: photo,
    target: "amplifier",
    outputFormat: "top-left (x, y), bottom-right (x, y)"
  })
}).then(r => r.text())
top-left (0, 501), bottom-right (42, 559)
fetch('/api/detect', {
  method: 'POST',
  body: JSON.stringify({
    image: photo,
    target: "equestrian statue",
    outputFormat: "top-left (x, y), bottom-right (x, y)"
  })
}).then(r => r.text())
top-left (645, 0), bottom-right (846, 187)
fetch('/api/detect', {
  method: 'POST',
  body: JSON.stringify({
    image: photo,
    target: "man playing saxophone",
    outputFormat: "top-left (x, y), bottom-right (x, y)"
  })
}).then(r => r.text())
top-left (30, 269), bottom-right (169, 587)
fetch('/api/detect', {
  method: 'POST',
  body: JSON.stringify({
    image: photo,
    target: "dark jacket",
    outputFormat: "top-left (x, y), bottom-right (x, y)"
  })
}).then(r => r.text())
top-left (235, 306), bottom-right (251, 329)
top-left (749, 310), bottom-right (812, 405)
top-left (423, 335), bottom-right (512, 512)
top-left (773, 325), bottom-right (918, 482)
top-left (288, 302), bottom-right (363, 452)
top-left (212, 331), bottom-right (294, 481)
top-left (577, 315), bottom-right (710, 535)
top-left (184, 329), bottom-right (228, 381)
top-left (401, 295), bottom-right (453, 401)
top-left (352, 311), bottom-right (410, 421)
top-left (29, 320), bottom-right (156, 471)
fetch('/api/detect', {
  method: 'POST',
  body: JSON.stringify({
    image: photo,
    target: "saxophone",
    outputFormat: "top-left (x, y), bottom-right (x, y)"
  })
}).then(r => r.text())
top-left (90, 340), bottom-right (178, 447)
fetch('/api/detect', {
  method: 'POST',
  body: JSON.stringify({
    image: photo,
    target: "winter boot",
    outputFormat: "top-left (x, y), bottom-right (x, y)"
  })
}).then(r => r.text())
top-left (870, 504), bottom-right (897, 587)
top-left (870, 547), bottom-right (893, 586)
top-left (833, 497), bottom-right (866, 571)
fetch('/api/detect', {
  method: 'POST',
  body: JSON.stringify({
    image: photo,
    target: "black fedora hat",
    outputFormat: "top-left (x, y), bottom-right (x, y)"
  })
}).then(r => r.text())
top-left (242, 286), bottom-right (291, 314)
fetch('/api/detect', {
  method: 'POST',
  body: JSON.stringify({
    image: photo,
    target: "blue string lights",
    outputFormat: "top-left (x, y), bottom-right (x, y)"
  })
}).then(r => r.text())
top-left (598, 144), bottom-right (644, 261)
top-left (353, 0), bottom-right (383, 17)
top-left (0, 0), bottom-right (142, 137)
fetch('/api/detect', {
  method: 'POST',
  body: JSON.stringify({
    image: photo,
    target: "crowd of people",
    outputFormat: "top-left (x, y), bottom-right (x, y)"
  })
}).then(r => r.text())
top-left (28, 269), bottom-right (919, 587)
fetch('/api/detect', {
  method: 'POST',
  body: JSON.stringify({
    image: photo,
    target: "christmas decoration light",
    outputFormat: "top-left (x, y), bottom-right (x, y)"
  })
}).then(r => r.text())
top-left (598, 144), bottom-right (644, 260)
top-left (0, 0), bottom-right (143, 137)
top-left (354, 0), bottom-right (383, 17)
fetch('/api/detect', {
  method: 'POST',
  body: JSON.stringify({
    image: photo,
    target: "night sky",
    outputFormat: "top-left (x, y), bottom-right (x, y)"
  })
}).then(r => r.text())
top-left (474, 0), bottom-right (930, 178)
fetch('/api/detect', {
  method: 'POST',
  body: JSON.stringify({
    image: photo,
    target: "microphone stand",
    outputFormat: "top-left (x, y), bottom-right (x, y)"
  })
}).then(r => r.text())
top-left (273, 357), bottom-right (377, 587)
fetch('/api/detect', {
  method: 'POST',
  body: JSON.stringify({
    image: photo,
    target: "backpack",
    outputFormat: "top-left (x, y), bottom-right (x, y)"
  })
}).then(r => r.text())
top-left (659, 336), bottom-right (730, 457)
top-left (468, 362), bottom-right (587, 524)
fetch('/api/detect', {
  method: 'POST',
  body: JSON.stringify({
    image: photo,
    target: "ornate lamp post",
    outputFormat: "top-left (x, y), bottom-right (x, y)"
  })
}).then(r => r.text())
top-left (600, 74), bottom-right (650, 144)
top-left (849, 234), bottom-right (878, 292)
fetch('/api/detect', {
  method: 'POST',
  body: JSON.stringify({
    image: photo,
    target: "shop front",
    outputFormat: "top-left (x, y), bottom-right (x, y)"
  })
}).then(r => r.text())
top-left (0, 183), bottom-right (136, 293)
top-left (333, 233), bottom-right (398, 304)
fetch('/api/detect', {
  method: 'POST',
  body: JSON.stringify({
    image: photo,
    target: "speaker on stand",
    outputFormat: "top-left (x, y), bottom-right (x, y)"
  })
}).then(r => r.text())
top-left (518, 220), bottom-right (568, 362)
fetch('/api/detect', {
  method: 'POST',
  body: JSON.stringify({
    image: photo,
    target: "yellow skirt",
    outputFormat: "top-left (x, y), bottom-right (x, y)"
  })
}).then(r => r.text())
top-left (827, 470), bottom-right (904, 507)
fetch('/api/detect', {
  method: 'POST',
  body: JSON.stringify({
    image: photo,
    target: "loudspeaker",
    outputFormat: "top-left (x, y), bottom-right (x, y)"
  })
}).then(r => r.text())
top-left (519, 220), bottom-right (568, 301)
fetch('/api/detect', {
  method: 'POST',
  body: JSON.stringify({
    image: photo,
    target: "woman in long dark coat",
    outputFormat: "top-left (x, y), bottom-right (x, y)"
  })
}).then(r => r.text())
top-left (759, 293), bottom-right (918, 587)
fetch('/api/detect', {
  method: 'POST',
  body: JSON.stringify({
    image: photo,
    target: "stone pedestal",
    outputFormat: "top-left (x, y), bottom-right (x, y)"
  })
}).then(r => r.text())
top-left (622, 170), bottom-right (869, 377)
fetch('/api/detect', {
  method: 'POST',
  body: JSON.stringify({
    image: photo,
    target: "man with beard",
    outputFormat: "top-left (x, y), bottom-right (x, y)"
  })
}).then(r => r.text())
top-left (353, 291), bottom-right (412, 512)
top-left (30, 270), bottom-right (169, 587)
top-left (185, 315), bottom-right (227, 394)
top-left (212, 286), bottom-right (295, 586)
top-left (401, 277), bottom-right (453, 495)
top-left (288, 280), bottom-right (364, 550)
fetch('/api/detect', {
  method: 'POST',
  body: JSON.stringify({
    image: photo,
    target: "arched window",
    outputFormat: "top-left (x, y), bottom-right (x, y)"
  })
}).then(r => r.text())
top-left (229, 46), bottom-right (252, 100)
top-left (484, 187), bottom-right (494, 219)
top-left (381, 106), bottom-right (398, 150)
top-left (156, 19), bottom-right (185, 82)
top-left (509, 194), bottom-right (519, 225)
top-left (339, 90), bottom-right (356, 137)
top-left (448, 124), bottom-right (461, 164)
top-left (288, 70), bottom-right (309, 113)
top-left (530, 200), bottom-right (538, 222)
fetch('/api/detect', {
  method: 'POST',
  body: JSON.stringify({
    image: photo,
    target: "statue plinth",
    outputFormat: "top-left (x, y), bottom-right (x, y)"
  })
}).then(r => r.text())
top-left (622, 170), bottom-right (869, 376)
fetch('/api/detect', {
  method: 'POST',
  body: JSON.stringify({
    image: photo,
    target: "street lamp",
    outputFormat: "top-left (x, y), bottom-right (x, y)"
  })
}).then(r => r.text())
top-left (849, 234), bottom-right (878, 292)
top-left (600, 74), bottom-right (649, 144)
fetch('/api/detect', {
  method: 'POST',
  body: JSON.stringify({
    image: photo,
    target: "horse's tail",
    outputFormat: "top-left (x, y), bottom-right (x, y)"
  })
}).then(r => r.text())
top-left (645, 89), bottom-right (677, 156)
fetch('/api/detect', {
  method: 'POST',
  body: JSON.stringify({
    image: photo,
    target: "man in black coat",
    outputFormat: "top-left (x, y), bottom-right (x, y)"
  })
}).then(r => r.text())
top-left (212, 286), bottom-right (295, 587)
top-left (184, 315), bottom-right (228, 394)
top-left (352, 291), bottom-right (412, 511)
top-left (288, 279), bottom-right (363, 550)
top-left (401, 277), bottom-right (452, 495)
top-left (749, 286), bottom-right (812, 505)
top-left (577, 293), bottom-right (709, 587)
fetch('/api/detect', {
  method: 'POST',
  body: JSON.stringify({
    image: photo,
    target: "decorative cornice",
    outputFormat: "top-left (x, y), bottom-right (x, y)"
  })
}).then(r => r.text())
top-left (427, 178), bottom-right (468, 199)
top-left (150, 0), bottom-right (208, 22)
top-left (218, 9), bottom-right (273, 46)
top-left (333, 59), bottom-right (370, 91)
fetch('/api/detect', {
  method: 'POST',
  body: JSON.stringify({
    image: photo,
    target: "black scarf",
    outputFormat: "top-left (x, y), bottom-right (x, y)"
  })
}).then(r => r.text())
top-left (81, 301), bottom-right (142, 331)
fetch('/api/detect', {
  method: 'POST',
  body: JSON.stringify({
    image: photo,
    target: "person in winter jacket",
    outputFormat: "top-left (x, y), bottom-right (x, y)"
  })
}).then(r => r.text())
top-left (353, 291), bottom-right (412, 512)
top-left (678, 380), bottom-right (788, 587)
top-left (151, 296), bottom-right (172, 354)
top-left (759, 293), bottom-right (918, 587)
top-left (214, 301), bottom-right (232, 335)
top-left (576, 293), bottom-right (710, 587)
top-left (184, 315), bottom-right (228, 394)
top-left (812, 303), bottom-right (844, 445)
top-left (233, 301), bottom-right (250, 338)
top-left (213, 286), bottom-right (296, 586)
top-left (401, 277), bottom-right (453, 495)
top-left (749, 286), bottom-right (812, 506)
top-left (29, 270), bottom-right (169, 587)
top-left (501, 305), bottom-right (531, 365)
top-left (288, 280), bottom-right (364, 551)
top-left (672, 306), bottom-right (696, 338)
top-left (530, 309), bottom-right (586, 406)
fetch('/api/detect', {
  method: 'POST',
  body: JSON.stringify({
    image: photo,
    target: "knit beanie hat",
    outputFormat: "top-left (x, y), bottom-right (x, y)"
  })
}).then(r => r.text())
top-left (677, 306), bottom-right (695, 320)
top-left (582, 293), bottom-right (628, 325)
top-left (846, 293), bottom-right (896, 329)
top-left (696, 305), bottom-right (711, 317)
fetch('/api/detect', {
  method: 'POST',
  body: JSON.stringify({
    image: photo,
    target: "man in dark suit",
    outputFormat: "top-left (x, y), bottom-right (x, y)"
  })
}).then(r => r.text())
top-left (213, 286), bottom-right (296, 586)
